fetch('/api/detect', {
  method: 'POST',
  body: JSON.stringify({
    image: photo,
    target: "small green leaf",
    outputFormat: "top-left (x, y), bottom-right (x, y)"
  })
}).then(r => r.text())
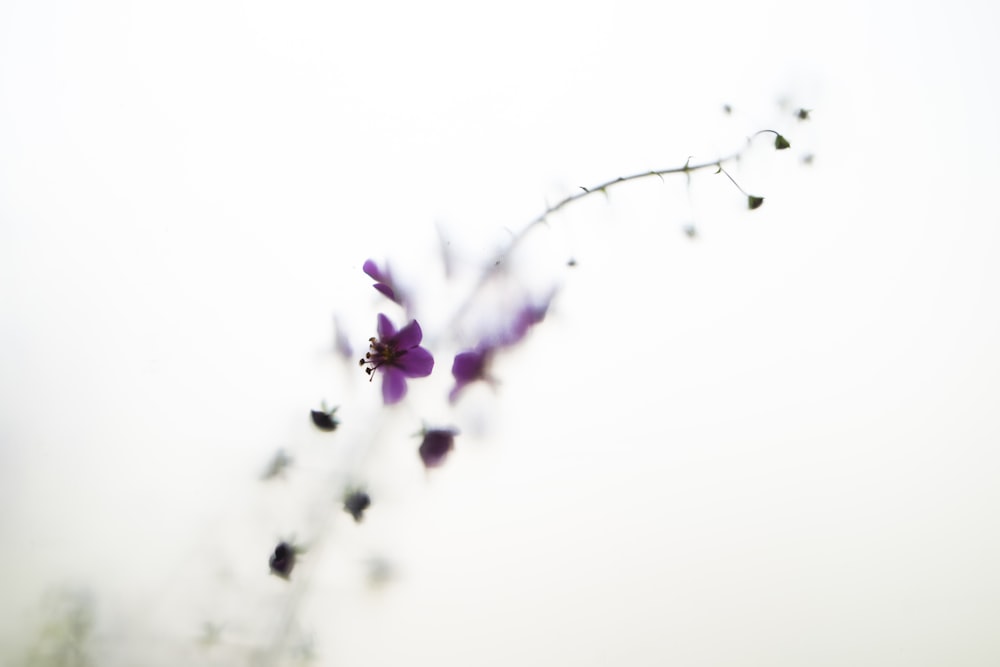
top-left (748, 195), bottom-right (764, 210)
top-left (774, 134), bottom-right (791, 150)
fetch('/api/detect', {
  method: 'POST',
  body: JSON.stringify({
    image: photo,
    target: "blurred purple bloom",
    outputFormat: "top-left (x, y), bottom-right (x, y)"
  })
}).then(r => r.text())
top-left (360, 314), bottom-right (434, 404)
top-left (333, 315), bottom-right (354, 359)
top-left (449, 346), bottom-right (492, 402)
top-left (449, 297), bottom-right (551, 402)
top-left (419, 428), bottom-right (456, 468)
top-left (363, 259), bottom-right (402, 305)
top-left (499, 301), bottom-right (549, 346)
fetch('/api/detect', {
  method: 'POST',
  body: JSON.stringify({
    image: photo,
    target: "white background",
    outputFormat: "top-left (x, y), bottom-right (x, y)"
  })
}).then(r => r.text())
top-left (2, 0), bottom-right (999, 665)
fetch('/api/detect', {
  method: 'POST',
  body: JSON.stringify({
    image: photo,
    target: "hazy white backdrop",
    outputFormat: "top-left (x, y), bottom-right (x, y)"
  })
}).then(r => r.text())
top-left (2, 0), bottom-right (999, 665)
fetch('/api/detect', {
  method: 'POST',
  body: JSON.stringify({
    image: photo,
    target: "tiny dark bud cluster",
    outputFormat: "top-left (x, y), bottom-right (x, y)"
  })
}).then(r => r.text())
top-left (311, 407), bottom-right (339, 432)
top-left (343, 490), bottom-right (372, 523)
top-left (269, 542), bottom-right (296, 579)
top-left (419, 429), bottom-right (457, 468)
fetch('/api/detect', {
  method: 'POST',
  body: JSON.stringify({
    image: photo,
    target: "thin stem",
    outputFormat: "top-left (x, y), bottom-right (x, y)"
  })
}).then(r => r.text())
top-left (526, 153), bottom-right (736, 230)
top-left (717, 165), bottom-right (750, 196)
top-left (447, 146), bottom-right (750, 330)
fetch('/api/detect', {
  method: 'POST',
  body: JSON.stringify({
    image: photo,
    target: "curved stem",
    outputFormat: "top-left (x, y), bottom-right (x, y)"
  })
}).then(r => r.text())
top-left (447, 147), bottom-right (749, 330)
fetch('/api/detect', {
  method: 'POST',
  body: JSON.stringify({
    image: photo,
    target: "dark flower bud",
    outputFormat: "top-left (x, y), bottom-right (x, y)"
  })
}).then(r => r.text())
top-left (269, 541), bottom-right (297, 579)
top-left (748, 195), bottom-right (765, 210)
top-left (797, 108), bottom-right (811, 121)
top-left (311, 406), bottom-right (339, 432)
top-left (419, 428), bottom-right (457, 469)
top-left (774, 134), bottom-right (791, 150)
top-left (343, 490), bottom-right (372, 523)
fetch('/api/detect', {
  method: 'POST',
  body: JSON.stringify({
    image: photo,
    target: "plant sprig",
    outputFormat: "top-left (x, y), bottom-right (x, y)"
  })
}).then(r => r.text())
top-left (451, 129), bottom-right (791, 327)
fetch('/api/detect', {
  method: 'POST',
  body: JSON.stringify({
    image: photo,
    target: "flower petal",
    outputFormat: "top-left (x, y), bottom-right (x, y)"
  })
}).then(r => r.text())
top-left (449, 349), bottom-right (489, 402)
top-left (363, 259), bottom-right (389, 283)
top-left (373, 283), bottom-right (397, 301)
top-left (393, 319), bottom-right (423, 349)
top-left (398, 346), bottom-right (434, 378)
top-left (376, 313), bottom-right (396, 340)
top-left (381, 367), bottom-right (407, 404)
top-left (503, 303), bottom-right (549, 345)
top-left (452, 349), bottom-right (488, 383)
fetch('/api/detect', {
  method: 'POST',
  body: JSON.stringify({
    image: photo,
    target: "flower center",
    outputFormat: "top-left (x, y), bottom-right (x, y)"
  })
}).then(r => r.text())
top-left (359, 336), bottom-right (402, 381)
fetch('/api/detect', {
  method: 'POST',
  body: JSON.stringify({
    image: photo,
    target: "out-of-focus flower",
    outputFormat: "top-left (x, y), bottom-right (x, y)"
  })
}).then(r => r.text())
top-left (333, 315), bottom-right (354, 359)
top-left (343, 490), bottom-right (371, 523)
top-left (449, 296), bottom-right (551, 402)
top-left (363, 259), bottom-right (403, 305)
top-left (360, 314), bottom-right (434, 404)
top-left (269, 542), bottom-right (298, 579)
top-left (449, 346), bottom-right (493, 402)
top-left (419, 428), bottom-right (457, 468)
top-left (499, 301), bottom-right (549, 346)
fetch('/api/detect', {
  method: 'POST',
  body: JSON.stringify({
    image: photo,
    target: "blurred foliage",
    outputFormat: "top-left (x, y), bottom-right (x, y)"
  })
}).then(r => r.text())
top-left (23, 589), bottom-right (94, 667)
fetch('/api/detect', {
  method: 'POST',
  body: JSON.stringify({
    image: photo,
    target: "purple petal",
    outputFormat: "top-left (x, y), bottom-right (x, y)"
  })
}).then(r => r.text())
top-left (393, 319), bottom-right (424, 349)
top-left (381, 367), bottom-right (407, 404)
top-left (363, 259), bottom-right (389, 283)
top-left (376, 313), bottom-right (397, 340)
top-left (373, 283), bottom-right (397, 301)
top-left (449, 349), bottom-right (490, 403)
top-left (452, 349), bottom-right (488, 383)
top-left (398, 346), bottom-right (434, 377)
top-left (499, 302), bottom-right (550, 346)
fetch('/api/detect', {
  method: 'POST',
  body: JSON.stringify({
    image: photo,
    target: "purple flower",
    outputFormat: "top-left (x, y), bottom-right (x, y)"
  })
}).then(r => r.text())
top-left (359, 314), bottom-right (434, 404)
top-left (363, 259), bottom-right (403, 305)
top-left (449, 346), bottom-right (493, 402)
top-left (449, 297), bottom-right (551, 402)
top-left (499, 301), bottom-right (549, 346)
top-left (419, 428), bottom-right (457, 468)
